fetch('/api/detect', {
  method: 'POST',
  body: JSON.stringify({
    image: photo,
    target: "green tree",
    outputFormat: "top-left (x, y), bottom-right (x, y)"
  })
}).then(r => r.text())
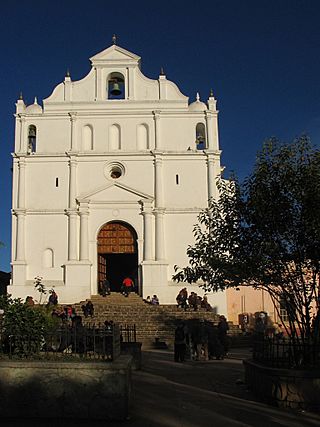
top-left (174, 136), bottom-right (320, 364)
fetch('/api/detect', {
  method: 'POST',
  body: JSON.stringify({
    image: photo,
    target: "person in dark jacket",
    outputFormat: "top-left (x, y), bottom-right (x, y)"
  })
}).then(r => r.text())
top-left (217, 315), bottom-right (229, 358)
top-left (174, 322), bottom-right (187, 362)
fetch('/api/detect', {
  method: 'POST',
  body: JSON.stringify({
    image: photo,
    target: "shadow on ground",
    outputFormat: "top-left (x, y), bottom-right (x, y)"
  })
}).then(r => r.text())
top-left (2, 349), bottom-right (320, 427)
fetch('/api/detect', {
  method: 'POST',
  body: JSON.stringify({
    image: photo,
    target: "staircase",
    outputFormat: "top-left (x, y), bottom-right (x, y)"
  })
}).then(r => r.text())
top-left (73, 293), bottom-right (222, 348)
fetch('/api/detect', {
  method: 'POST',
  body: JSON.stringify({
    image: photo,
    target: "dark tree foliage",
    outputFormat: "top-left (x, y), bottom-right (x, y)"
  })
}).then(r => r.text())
top-left (174, 136), bottom-right (320, 351)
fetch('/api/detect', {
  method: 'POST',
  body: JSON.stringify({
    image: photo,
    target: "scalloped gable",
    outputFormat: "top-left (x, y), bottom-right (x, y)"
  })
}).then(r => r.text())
top-left (90, 44), bottom-right (141, 66)
top-left (78, 182), bottom-right (153, 203)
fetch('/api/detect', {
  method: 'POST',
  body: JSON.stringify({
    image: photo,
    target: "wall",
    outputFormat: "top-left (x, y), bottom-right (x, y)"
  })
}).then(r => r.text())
top-left (0, 356), bottom-right (132, 420)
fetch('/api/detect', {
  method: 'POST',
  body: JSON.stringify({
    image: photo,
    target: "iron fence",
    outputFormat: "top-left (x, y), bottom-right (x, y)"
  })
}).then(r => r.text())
top-left (0, 324), bottom-right (121, 361)
top-left (120, 324), bottom-right (137, 343)
top-left (252, 336), bottom-right (320, 368)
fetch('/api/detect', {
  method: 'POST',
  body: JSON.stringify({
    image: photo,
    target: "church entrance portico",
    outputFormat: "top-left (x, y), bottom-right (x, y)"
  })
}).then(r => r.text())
top-left (97, 221), bottom-right (138, 293)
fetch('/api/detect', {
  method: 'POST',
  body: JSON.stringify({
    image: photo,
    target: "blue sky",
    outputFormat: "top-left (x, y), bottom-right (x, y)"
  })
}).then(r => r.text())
top-left (1, 0), bottom-right (320, 272)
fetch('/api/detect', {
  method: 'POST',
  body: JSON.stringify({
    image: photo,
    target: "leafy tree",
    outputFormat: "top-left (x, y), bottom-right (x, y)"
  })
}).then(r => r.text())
top-left (0, 294), bottom-right (60, 358)
top-left (174, 136), bottom-right (320, 364)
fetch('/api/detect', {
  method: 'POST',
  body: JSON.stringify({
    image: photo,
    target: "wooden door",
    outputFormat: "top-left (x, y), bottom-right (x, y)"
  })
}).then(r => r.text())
top-left (98, 254), bottom-right (107, 288)
top-left (97, 222), bottom-right (136, 254)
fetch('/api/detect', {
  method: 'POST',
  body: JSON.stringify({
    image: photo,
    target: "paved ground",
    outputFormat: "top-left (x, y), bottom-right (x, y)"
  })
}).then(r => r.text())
top-left (2, 348), bottom-right (320, 426)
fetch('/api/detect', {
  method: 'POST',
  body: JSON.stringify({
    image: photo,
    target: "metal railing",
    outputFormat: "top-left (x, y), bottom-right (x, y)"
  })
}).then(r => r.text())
top-left (0, 324), bottom-right (121, 361)
top-left (120, 324), bottom-right (137, 343)
top-left (252, 336), bottom-right (320, 368)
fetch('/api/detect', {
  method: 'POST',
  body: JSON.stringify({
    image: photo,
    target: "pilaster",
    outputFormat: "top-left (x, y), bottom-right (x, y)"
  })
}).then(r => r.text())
top-left (68, 113), bottom-right (78, 152)
top-left (17, 159), bottom-right (26, 209)
top-left (205, 110), bottom-right (219, 151)
top-left (19, 116), bottom-right (26, 153)
top-left (14, 209), bottom-right (26, 262)
top-left (66, 210), bottom-right (78, 261)
top-left (154, 208), bottom-right (166, 261)
top-left (79, 203), bottom-right (89, 261)
top-left (153, 110), bottom-right (161, 150)
top-left (68, 157), bottom-right (78, 209)
top-left (153, 153), bottom-right (164, 208)
top-left (206, 152), bottom-right (221, 201)
top-left (140, 199), bottom-right (154, 261)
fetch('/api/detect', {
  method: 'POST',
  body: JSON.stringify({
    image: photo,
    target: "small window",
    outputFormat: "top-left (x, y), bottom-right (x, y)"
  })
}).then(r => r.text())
top-left (279, 298), bottom-right (289, 322)
top-left (28, 125), bottom-right (37, 153)
top-left (176, 174), bottom-right (179, 185)
top-left (196, 123), bottom-right (206, 150)
top-left (110, 166), bottom-right (122, 179)
top-left (107, 72), bottom-right (125, 100)
top-left (55, 178), bottom-right (59, 187)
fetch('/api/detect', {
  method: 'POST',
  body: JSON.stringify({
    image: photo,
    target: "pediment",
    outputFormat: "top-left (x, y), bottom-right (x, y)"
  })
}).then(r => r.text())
top-left (90, 44), bottom-right (141, 65)
top-left (78, 182), bottom-right (153, 204)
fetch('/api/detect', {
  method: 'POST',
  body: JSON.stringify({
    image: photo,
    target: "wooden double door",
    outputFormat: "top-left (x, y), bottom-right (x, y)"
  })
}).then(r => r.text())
top-left (97, 222), bottom-right (138, 292)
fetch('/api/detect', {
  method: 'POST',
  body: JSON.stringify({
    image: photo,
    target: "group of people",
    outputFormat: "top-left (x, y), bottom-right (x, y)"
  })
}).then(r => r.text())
top-left (51, 305), bottom-right (76, 322)
top-left (176, 288), bottom-right (212, 312)
top-left (25, 289), bottom-right (59, 307)
top-left (144, 295), bottom-right (160, 305)
top-left (81, 300), bottom-right (94, 318)
top-left (99, 276), bottom-right (135, 298)
top-left (174, 315), bottom-right (229, 363)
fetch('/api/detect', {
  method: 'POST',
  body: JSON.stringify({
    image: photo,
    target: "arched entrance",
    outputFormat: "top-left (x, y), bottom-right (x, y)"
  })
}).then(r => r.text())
top-left (97, 221), bottom-right (138, 292)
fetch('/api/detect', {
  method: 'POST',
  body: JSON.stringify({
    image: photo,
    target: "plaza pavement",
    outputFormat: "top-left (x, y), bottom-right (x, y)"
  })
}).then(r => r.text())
top-left (2, 348), bottom-right (320, 426)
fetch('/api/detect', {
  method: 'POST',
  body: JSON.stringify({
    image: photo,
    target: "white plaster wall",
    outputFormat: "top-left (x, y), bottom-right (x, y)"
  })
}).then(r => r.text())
top-left (26, 160), bottom-right (68, 210)
top-left (76, 157), bottom-right (154, 199)
top-left (162, 158), bottom-right (208, 208)
top-left (161, 117), bottom-right (204, 151)
top-left (25, 214), bottom-right (67, 280)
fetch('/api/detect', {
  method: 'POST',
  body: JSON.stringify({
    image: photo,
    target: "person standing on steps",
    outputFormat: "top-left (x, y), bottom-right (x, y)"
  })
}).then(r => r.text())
top-left (122, 276), bottom-right (134, 297)
top-left (99, 278), bottom-right (111, 297)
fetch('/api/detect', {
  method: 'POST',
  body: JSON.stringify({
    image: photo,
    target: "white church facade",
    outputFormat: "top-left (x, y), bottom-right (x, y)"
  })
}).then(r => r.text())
top-left (9, 42), bottom-right (226, 313)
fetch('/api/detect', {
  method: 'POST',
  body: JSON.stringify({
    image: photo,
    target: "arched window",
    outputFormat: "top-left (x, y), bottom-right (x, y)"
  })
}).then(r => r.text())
top-left (43, 248), bottom-right (54, 268)
top-left (28, 125), bottom-right (37, 153)
top-left (82, 125), bottom-right (93, 150)
top-left (109, 124), bottom-right (121, 150)
top-left (137, 124), bottom-right (149, 150)
top-left (107, 72), bottom-right (125, 100)
top-left (196, 123), bottom-right (206, 150)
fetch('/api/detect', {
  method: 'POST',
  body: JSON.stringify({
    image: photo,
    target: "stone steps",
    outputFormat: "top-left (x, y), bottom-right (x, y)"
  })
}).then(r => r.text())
top-left (73, 293), bottom-right (238, 347)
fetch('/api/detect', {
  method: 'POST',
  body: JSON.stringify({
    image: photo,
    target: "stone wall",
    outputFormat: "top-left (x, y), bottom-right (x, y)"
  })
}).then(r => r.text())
top-left (0, 356), bottom-right (132, 420)
top-left (244, 359), bottom-right (320, 412)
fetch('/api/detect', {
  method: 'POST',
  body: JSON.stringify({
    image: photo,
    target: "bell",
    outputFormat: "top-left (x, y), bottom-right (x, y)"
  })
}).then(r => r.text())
top-left (110, 82), bottom-right (121, 96)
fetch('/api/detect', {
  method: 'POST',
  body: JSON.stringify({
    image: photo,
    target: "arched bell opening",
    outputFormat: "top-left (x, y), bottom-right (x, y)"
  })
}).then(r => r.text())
top-left (28, 125), bottom-right (37, 154)
top-left (107, 72), bottom-right (125, 100)
top-left (196, 122), bottom-right (207, 150)
top-left (97, 221), bottom-right (138, 293)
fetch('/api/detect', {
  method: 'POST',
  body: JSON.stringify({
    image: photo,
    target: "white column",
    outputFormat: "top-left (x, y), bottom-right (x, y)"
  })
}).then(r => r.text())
top-left (207, 153), bottom-right (221, 201)
top-left (68, 158), bottom-right (77, 209)
top-left (141, 200), bottom-right (153, 261)
top-left (154, 155), bottom-right (164, 208)
top-left (154, 208), bottom-right (165, 261)
top-left (69, 113), bottom-right (77, 152)
top-left (207, 156), bottom-right (215, 200)
top-left (15, 210), bottom-right (26, 261)
top-left (17, 159), bottom-right (26, 208)
top-left (16, 116), bottom-right (25, 152)
top-left (67, 211), bottom-right (78, 261)
top-left (79, 206), bottom-right (89, 261)
top-left (205, 111), bottom-right (219, 151)
top-left (153, 110), bottom-right (161, 150)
